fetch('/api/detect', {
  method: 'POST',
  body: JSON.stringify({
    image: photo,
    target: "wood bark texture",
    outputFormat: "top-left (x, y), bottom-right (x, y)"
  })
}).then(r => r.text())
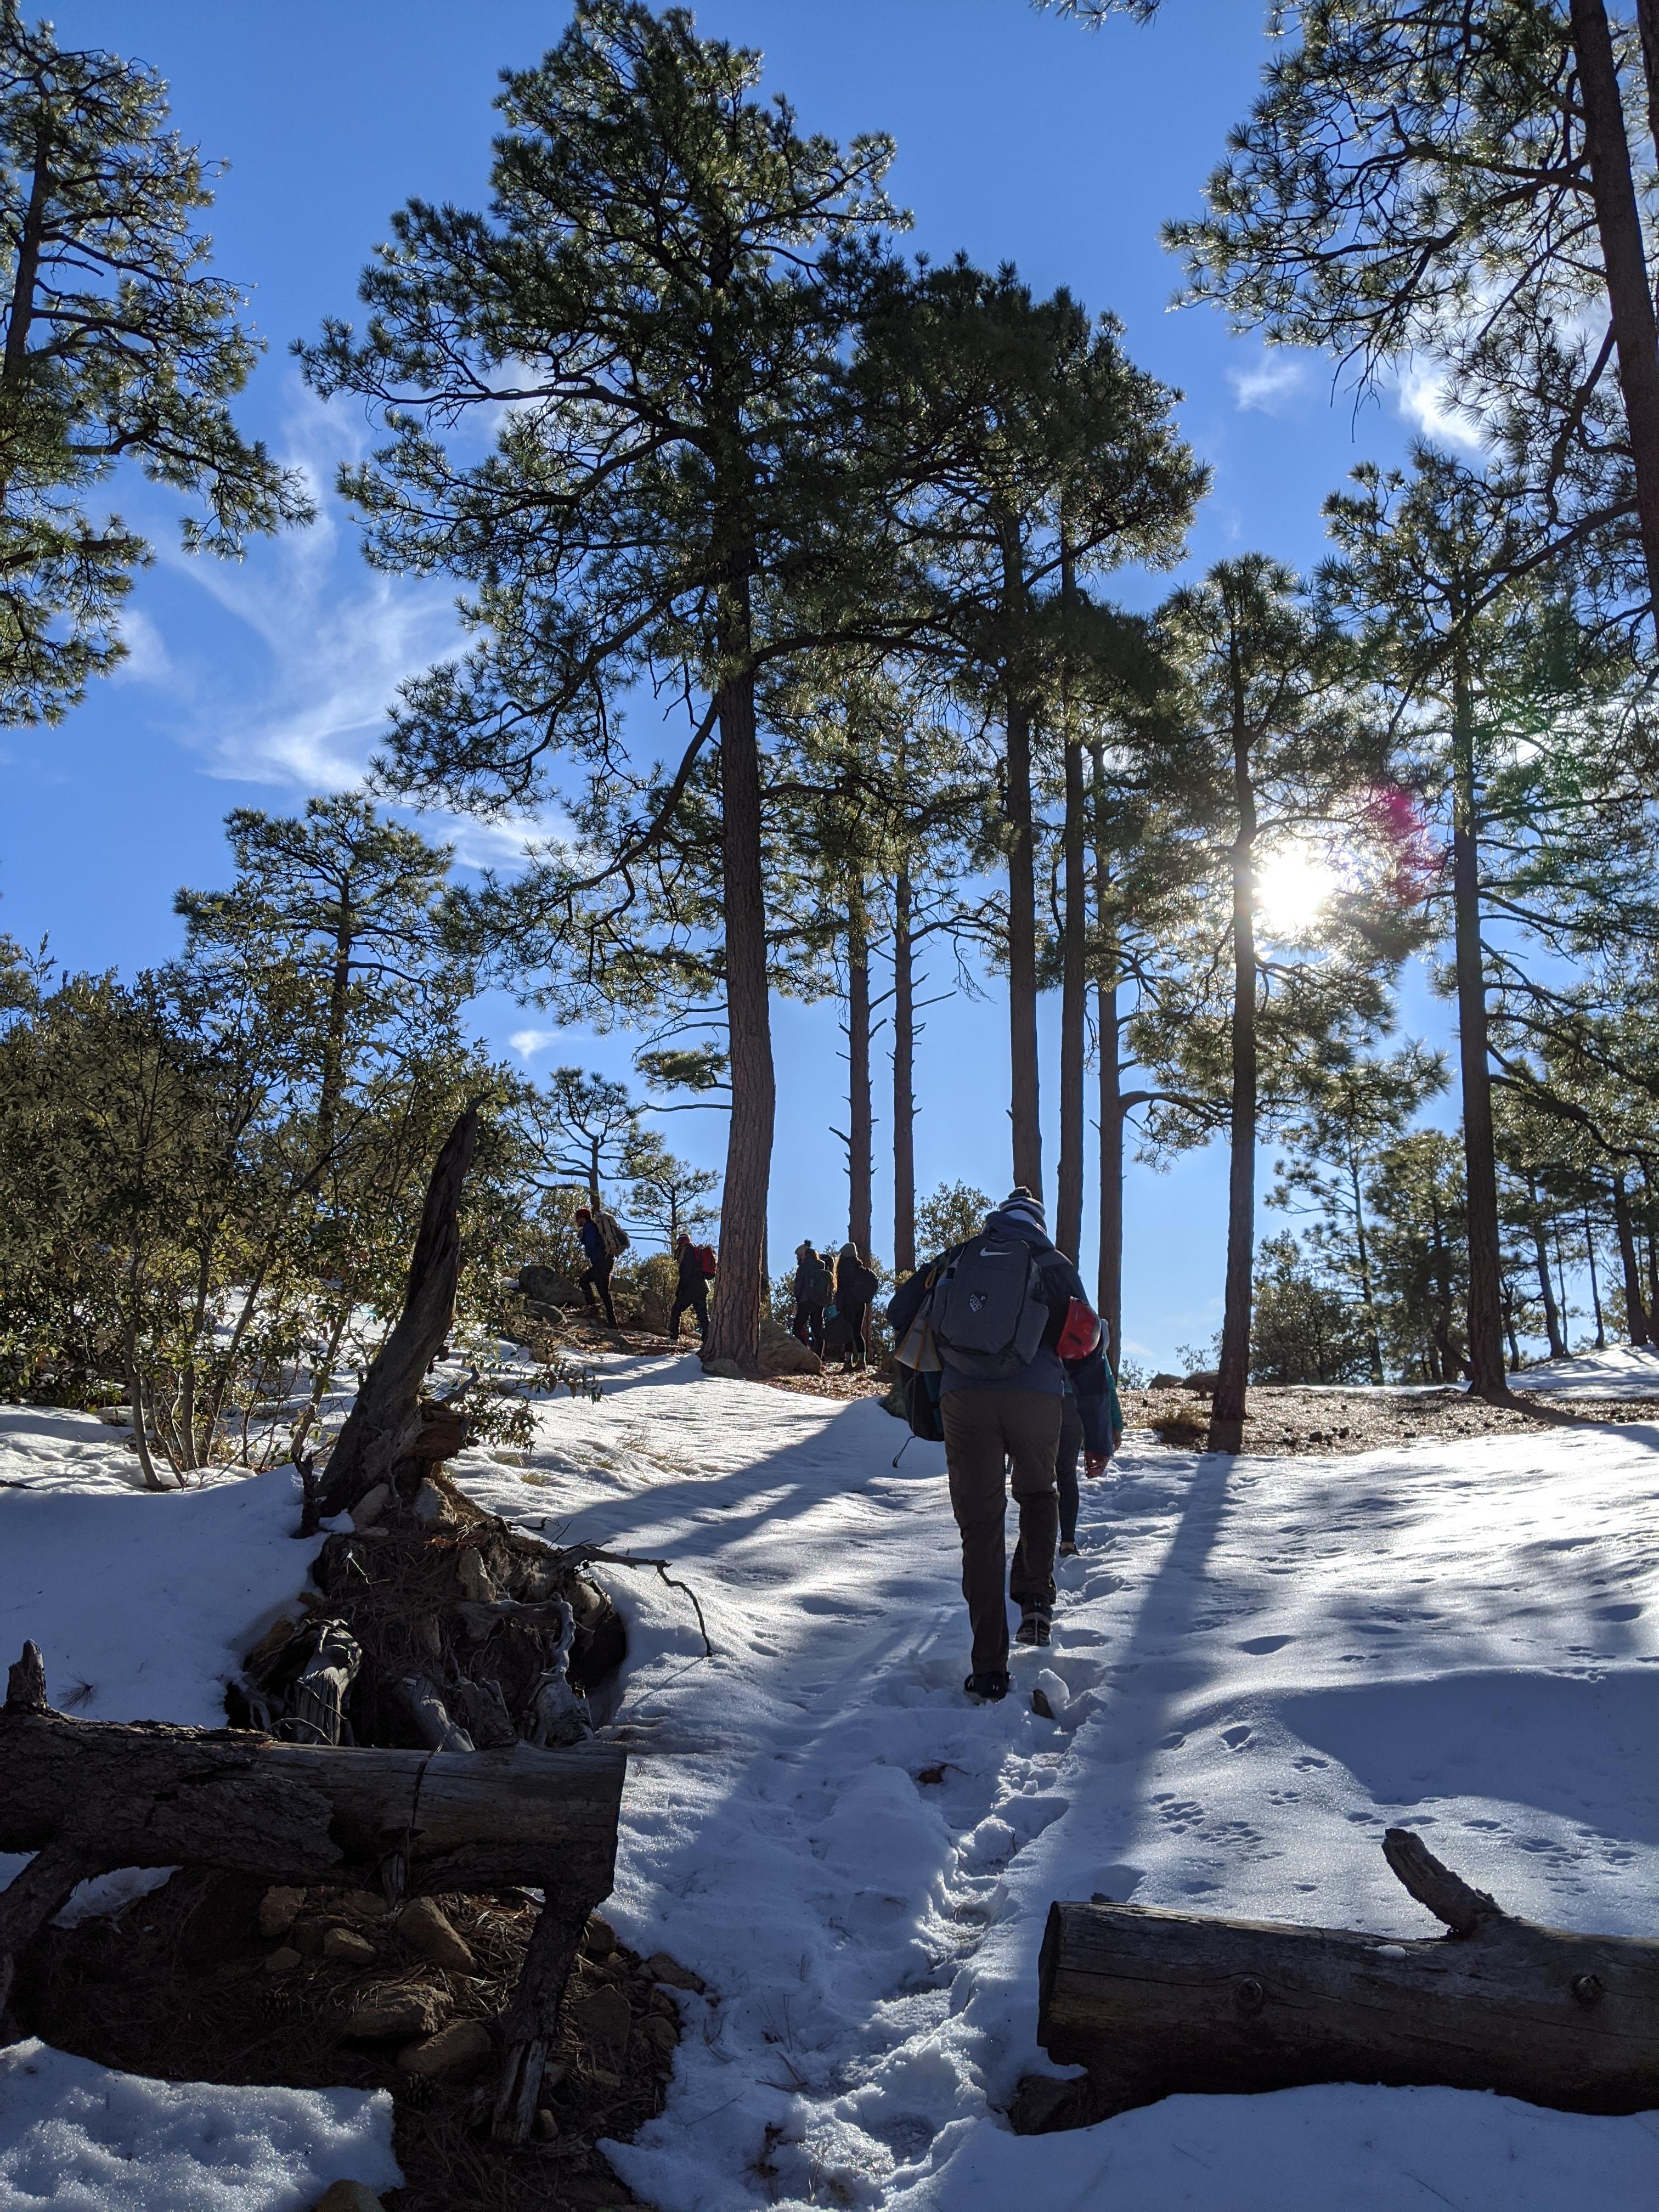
top-left (318, 1104), bottom-right (479, 1514)
top-left (0, 1643), bottom-right (627, 2129)
top-left (1036, 1827), bottom-right (1659, 2122)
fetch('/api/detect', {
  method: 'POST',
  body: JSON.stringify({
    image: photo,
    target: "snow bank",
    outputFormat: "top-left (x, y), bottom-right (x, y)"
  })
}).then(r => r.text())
top-left (0, 2041), bottom-right (399, 2212)
top-left (1509, 1344), bottom-right (1659, 1397)
top-left (0, 1422), bottom-right (398, 2208)
top-left (448, 1357), bottom-right (1659, 2210)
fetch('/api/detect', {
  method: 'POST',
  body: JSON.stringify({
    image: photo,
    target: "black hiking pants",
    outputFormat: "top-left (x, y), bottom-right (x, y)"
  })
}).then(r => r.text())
top-left (582, 1255), bottom-right (617, 1326)
top-left (792, 1298), bottom-right (825, 1353)
top-left (1056, 1391), bottom-right (1084, 1547)
top-left (670, 1279), bottom-right (708, 1339)
top-left (838, 1301), bottom-right (868, 1368)
top-left (941, 1387), bottom-right (1062, 1675)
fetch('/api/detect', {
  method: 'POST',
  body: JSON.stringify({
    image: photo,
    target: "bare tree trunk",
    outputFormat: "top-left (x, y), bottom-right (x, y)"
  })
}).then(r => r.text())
top-left (705, 627), bottom-right (775, 1369)
top-left (1090, 745), bottom-right (1122, 1372)
top-left (318, 896), bottom-right (353, 1163)
top-left (1530, 1184), bottom-right (1566, 1359)
top-left (1005, 689), bottom-right (1042, 1200)
top-left (1209, 696), bottom-right (1257, 1455)
top-left (846, 880), bottom-right (873, 1258)
top-left (1570, 0), bottom-right (1659, 623)
top-left (1057, 741), bottom-right (1087, 1261)
top-left (1585, 1204), bottom-right (1607, 1347)
top-left (891, 870), bottom-right (916, 1276)
top-left (318, 1105), bottom-right (478, 1516)
top-left (1612, 1174), bottom-right (1650, 1345)
top-left (1451, 636), bottom-right (1508, 1400)
top-left (1057, 540), bottom-right (1086, 1260)
top-left (1345, 1143), bottom-right (1386, 1386)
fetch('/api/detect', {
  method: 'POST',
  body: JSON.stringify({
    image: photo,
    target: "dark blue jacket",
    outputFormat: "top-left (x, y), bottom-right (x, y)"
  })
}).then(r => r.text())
top-left (887, 1208), bottom-right (1113, 1455)
top-left (579, 1218), bottom-right (607, 1267)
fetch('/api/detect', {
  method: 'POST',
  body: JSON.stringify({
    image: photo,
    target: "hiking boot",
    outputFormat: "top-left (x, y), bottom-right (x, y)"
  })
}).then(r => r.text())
top-left (963, 1671), bottom-right (1010, 1703)
top-left (1057, 1540), bottom-right (1080, 1559)
top-left (1015, 1608), bottom-right (1052, 1647)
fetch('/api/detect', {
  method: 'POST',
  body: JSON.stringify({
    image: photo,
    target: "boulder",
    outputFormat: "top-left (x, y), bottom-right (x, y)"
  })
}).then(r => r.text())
top-left (397, 1896), bottom-right (474, 1973)
top-left (1182, 1370), bottom-right (1220, 1393)
top-left (323, 1926), bottom-right (377, 1965)
top-left (574, 1982), bottom-right (633, 2061)
top-left (396, 2017), bottom-right (492, 2078)
top-left (700, 1356), bottom-right (744, 1380)
top-left (263, 1946), bottom-right (302, 1975)
top-left (345, 1985), bottom-right (447, 2041)
top-left (518, 1264), bottom-right (579, 1307)
top-left (312, 2187), bottom-right (386, 2212)
top-left (1148, 1372), bottom-right (1184, 1390)
top-left (258, 1884), bottom-right (306, 1939)
top-left (757, 1331), bottom-right (822, 1377)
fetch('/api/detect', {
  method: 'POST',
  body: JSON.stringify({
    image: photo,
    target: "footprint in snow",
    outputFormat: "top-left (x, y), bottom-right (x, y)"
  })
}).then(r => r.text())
top-left (1237, 1633), bottom-right (1295, 1655)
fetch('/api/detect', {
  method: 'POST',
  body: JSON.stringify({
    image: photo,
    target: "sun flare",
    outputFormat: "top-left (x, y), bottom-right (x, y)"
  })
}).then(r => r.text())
top-left (1255, 843), bottom-right (1342, 938)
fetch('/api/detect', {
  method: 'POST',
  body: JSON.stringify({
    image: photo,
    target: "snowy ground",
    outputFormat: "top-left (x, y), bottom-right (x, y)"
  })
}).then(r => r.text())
top-left (3, 1372), bottom-right (1658, 2208)
top-left (1509, 1343), bottom-right (1659, 1397)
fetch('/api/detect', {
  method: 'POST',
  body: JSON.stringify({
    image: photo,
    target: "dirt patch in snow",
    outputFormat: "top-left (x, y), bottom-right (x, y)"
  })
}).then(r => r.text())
top-left (19, 1870), bottom-right (692, 2212)
top-left (764, 1366), bottom-right (892, 1402)
top-left (1123, 1385), bottom-right (1659, 1457)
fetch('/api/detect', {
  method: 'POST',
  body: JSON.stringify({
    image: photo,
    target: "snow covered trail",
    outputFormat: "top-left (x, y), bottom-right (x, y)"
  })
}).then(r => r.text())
top-left (453, 1356), bottom-right (1659, 2210)
top-left (0, 1410), bottom-right (402, 2210)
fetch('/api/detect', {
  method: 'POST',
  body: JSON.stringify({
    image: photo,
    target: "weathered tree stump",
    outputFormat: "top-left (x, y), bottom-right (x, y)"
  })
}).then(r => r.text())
top-left (318, 1102), bottom-right (479, 1520)
top-left (0, 1644), bottom-right (627, 2138)
top-left (1031, 1828), bottom-right (1659, 2129)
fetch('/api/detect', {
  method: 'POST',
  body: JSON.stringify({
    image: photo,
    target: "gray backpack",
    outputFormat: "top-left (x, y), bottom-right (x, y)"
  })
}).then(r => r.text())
top-left (929, 1231), bottom-right (1049, 1380)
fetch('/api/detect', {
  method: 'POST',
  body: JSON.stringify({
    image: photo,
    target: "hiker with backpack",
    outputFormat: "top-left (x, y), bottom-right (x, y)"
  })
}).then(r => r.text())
top-left (832, 1242), bottom-right (880, 1372)
top-left (670, 1231), bottom-right (715, 1341)
top-left (792, 1240), bottom-right (832, 1353)
top-left (573, 1203), bottom-right (625, 1327)
top-left (885, 1186), bottom-right (1112, 1703)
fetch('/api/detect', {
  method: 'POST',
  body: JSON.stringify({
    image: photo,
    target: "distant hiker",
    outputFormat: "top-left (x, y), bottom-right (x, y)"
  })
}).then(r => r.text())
top-left (573, 1204), bottom-right (619, 1327)
top-left (886, 1186), bottom-right (1111, 1703)
top-left (1056, 1363), bottom-right (1124, 1557)
top-left (792, 1240), bottom-right (833, 1352)
top-left (670, 1230), bottom-right (714, 1341)
top-left (833, 1242), bottom-right (880, 1372)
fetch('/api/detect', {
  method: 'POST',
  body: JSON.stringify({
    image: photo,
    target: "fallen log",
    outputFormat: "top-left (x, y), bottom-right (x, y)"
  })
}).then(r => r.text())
top-left (0, 1641), bottom-right (627, 2137)
top-left (1034, 1827), bottom-right (1659, 2126)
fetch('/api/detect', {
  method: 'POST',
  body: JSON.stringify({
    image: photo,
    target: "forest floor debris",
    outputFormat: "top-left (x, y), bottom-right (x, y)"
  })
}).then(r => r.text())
top-left (19, 1872), bottom-right (683, 2212)
top-left (1123, 1384), bottom-right (1659, 1456)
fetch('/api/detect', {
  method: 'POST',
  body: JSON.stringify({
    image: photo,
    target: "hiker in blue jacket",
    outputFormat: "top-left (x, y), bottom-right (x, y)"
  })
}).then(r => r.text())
top-left (573, 1205), bottom-right (618, 1327)
top-left (886, 1186), bottom-right (1111, 1703)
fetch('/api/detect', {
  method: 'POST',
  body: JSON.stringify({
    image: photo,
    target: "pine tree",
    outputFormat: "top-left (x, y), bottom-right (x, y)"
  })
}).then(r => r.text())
top-left (300, 2), bottom-right (906, 1369)
top-left (866, 261), bottom-right (1204, 1200)
top-left (0, 10), bottom-right (308, 722)
top-left (1130, 555), bottom-right (1404, 1448)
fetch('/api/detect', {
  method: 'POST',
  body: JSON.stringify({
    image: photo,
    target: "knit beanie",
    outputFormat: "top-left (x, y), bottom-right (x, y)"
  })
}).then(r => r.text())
top-left (998, 1186), bottom-right (1047, 1233)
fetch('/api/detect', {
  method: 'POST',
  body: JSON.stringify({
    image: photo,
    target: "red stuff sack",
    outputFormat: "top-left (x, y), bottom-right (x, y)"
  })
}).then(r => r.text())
top-left (697, 1244), bottom-right (718, 1278)
top-left (1057, 1296), bottom-right (1102, 1361)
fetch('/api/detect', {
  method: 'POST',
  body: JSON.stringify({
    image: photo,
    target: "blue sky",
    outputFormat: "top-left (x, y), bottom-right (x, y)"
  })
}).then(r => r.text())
top-left (2, 1), bottom-right (1469, 1369)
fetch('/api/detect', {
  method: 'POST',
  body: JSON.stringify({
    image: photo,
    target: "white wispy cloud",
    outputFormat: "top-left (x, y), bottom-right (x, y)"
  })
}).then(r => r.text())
top-left (1227, 347), bottom-right (1313, 416)
top-left (509, 1026), bottom-right (560, 1059)
top-left (1390, 361), bottom-right (1489, 455)
top-left (109, 607), bottom-right (173, 687)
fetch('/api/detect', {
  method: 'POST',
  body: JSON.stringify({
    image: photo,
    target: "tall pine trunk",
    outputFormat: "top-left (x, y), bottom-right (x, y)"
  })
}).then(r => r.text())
top-left (1611, 1174), bottom-right (1649, 1345)
top-left (1209, 682), bottom-right (1257, 1454)
top-left (1090, 742), bottom-right (1122, 1373)
top-left (1529, 1183), bottom-right (1566, 1359)
top-left (1002, 529), bottom-right (1042, 1198)
top-left (1348, 1143), bottom-right (1386, 1386)
top-left (1450, 633), bottom-right (1508, 1399)
top-left (846, 879), bottom-right (873, 1258)
top-left (891, 869), bottom-right (916, 1276)
top-left (1056, 539), bottom-right (1086, 1260)
top-left (318, 900), bottom-right (353, 1161)
top-left (1570, 0), bottom-right (1659, 620)
top-left (1585, 1205), bottom-right (1607, 1347)
top-left (704, 598), bottom-right (775, 1369)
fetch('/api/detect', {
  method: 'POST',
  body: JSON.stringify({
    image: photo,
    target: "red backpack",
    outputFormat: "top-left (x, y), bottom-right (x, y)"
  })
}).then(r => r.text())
top-left (696, 1244), bottom-right (718, 1278)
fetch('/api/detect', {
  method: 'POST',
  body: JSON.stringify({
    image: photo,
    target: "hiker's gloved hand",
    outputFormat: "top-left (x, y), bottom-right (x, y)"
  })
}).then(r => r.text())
top-left (1083, 1452), bottom-right (1109, 1479)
